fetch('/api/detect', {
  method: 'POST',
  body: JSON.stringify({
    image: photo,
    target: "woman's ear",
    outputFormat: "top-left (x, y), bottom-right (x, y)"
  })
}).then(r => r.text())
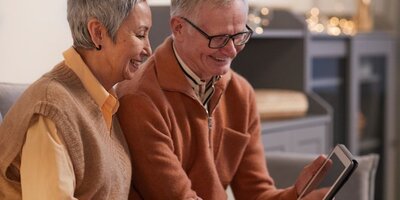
top-left (87, 18), bottom-right (104, 49)
top-left (170, 17), bottom-right (184, 42)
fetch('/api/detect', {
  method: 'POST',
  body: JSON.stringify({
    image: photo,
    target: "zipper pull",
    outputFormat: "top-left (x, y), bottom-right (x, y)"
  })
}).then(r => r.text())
top-left (208, 116), bottom-right (212, 149)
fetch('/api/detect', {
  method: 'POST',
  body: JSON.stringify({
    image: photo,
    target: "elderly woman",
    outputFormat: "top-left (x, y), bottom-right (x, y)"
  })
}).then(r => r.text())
top-left (0, 0), bottom-right (151, 199)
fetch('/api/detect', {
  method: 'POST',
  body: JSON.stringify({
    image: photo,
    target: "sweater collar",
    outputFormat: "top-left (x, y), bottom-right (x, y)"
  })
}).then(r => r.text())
top-left (154, 36), bottom-right (232, 101)
top-left (63, 47), bottom-right (118, 130)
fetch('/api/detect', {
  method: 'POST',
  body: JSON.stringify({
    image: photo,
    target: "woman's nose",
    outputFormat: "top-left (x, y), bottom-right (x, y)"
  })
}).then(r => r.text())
top-left (143, 38), bottom-right (152, 56)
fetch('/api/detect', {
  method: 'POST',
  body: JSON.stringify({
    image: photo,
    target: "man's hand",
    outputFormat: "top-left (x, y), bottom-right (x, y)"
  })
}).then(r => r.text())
top-left (301, 188), bottom-right (330, 200)
top-left (294, 155), bottom-right (330, 199)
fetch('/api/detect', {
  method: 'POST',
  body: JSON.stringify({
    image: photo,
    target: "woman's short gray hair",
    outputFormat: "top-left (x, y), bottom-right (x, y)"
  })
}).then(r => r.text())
top-left (170, 0), bottom-right (248, 18)
top-left (67, 0), bottom-right (140, 49)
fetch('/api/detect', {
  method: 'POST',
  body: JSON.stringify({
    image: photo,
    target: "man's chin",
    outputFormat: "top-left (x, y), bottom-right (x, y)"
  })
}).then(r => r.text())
top-left (214, 66), bottom-right (230, 76)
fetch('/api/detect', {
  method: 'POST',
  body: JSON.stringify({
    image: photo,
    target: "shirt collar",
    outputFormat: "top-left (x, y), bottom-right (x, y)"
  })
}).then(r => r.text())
top-left (63, 47), bottom-right (119, 129)
top-left (172, 44), bottom-right (220, 97)
top-left (173, 44), bottom-right (206, 86)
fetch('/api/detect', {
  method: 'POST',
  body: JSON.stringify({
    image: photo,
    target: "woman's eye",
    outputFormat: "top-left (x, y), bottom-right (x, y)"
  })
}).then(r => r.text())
top-left (136, 33), bottom-right (146, 40)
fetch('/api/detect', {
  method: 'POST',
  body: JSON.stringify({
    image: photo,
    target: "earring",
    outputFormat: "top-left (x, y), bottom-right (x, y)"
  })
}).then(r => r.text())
top-left (96, 45), bottom-right (102, 51)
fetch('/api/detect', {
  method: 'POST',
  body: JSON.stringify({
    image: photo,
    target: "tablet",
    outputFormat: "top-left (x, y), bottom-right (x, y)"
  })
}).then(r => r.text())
top-left (297, 144), bottom-right (358, 200)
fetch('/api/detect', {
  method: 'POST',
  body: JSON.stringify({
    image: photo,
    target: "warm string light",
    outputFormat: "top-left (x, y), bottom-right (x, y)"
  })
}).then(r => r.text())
top-left (248, 6), bottom-right (357, 36)
top-left (247, 7), bottom-right (272, 35)
top-left (306, 7), bottom-right (325, 33)
top-left (305, 7), bottom-right (356, 36)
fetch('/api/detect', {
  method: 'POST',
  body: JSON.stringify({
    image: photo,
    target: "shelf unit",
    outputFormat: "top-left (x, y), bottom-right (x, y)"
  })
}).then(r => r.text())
top-left (307, 34), bottom-right (351, 156)
top-left (260, 93), bottom-right (331, 154)
top-left (234, 9), bottom-right (396, 200)
top-left (349, 32), bottom-right (396, 200)
top-left (307, 32), bottom-right (396, 200)
top-left (308, 32), bottom-right (397, 199)
top-left (232, 9), bottom-right (333, 155)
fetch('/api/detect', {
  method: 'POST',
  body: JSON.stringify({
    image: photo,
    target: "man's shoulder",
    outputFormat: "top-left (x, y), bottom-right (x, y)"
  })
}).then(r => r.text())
top-left (227, 70), bottom-right (254, 93)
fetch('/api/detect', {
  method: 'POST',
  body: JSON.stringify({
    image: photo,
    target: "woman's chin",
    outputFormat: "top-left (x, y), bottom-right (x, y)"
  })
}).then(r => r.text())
top-left (123, 65), bottom-right (137, 80)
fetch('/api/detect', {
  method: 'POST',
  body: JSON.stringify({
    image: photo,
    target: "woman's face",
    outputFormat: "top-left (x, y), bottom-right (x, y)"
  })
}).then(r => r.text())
top-left (102, 1), bottom-right (152, 83)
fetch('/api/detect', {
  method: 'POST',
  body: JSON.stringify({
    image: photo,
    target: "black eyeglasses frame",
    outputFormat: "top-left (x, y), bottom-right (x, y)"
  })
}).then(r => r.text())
top-left (180, 17), bottom-right (253, 49)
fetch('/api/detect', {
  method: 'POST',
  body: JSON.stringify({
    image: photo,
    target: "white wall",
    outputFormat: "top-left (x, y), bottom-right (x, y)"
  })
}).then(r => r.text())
top-left (0, 0), bottom-right (392, 84)
top-left (0, 0), bottom-right (71, 84)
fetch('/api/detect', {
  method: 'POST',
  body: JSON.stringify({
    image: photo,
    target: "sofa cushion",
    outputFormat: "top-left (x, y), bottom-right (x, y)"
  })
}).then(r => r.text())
top-left (335, 154), bottom-right (379, 200)
top-left (0, 82), bottom-right (29, 116)
top-left (266, 152), bottom-right (379, 200)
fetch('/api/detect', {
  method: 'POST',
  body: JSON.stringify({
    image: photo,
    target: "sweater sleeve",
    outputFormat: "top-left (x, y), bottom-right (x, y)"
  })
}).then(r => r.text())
top-left (21, 115), bottom-right (77, 200)
top-left (229, 88), bottom-right (298, 200)
top-left (117, 94), bottom-right (200, 200)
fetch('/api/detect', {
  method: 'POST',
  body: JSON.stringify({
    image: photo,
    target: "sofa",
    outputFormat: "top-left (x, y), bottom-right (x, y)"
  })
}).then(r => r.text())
top-left (0, 82), bottom-right (28, 121)
top-left (0, 82), bottom-right (379, 200)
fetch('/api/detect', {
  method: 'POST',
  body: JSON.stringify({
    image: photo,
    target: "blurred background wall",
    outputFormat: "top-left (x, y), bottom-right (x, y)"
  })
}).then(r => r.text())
top-left (0, 0), bottom-right (396, 83)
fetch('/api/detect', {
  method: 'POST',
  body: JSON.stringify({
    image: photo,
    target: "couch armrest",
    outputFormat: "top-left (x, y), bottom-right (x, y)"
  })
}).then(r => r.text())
top-left (266, 152), bottom-right (379, 200)
top-left (0, 82), bottom-right (28, 116)
top-left (266, 152), bottom-right (315, 189)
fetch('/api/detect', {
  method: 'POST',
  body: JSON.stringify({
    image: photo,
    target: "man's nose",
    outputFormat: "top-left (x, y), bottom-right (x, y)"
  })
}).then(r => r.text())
top-left (219, 39), bottom-right (237, 57)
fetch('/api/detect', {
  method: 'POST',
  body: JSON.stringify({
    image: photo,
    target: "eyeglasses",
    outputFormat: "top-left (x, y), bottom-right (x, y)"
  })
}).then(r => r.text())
top-left (180, 17), bottom-right (253, 49)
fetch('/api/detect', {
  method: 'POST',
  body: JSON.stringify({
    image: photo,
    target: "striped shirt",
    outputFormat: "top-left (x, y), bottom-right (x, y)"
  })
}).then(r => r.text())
top-left (173, 44), bottom-right (220, 109)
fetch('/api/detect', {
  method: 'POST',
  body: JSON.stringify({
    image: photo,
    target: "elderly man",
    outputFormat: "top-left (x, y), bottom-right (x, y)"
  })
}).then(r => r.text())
top-left (117, 0), bottom-right (326, 199)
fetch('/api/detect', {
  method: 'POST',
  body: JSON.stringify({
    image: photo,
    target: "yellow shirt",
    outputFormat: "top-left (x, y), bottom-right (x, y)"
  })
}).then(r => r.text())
top-left (20, 47), bottom-right (119, 200)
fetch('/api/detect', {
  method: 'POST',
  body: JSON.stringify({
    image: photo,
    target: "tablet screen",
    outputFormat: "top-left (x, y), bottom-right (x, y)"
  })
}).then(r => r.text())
top-left (298, 144), bottom-right (357, 200)
top-left (301, 153), bottom-right (348, 198)
top-left (318, 153), bottom-right (345, 189)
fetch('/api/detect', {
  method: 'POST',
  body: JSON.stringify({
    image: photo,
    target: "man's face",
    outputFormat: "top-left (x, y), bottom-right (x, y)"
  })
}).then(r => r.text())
top-left (177, 0), bottom-right (248, 80)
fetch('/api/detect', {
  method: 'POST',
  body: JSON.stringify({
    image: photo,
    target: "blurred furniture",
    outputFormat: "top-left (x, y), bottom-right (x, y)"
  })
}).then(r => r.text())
top-left (309, 32), bottom-right (396, 199)
top-left (255, 89), bottom-right (309, 120)
top-left (266, 152), bottom-right (379, 200)
top-left (232, 10), bottom-right (333, 155)
top-left (230, 9), bottom-right (396, 200)
top-left (0, 82), bottom-right (28, 120)
top-left (227, 152), bottom-right (379, 200)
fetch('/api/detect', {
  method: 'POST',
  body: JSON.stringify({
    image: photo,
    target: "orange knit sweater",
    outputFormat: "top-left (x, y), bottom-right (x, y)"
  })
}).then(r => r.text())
top-left (117, 37), bottom-right (297, 200)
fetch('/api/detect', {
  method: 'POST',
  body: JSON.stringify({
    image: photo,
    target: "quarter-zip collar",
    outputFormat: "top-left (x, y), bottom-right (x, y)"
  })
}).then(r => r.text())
top-left (173, 44), bottom-right (221, 108)
top-left (154, 36), bottom-right (232, 113)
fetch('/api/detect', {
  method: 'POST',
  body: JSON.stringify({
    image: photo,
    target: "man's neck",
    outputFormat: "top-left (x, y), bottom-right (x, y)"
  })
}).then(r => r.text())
top-left (173, 42), bottom-right (212, 82)
top-left (75, 47), bottom-right (114, 91)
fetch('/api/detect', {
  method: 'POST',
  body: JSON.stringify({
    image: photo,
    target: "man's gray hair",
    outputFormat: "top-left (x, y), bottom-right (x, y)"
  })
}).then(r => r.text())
top-left (67, 0), bottom-right (141, 49)
top-left (170, 0), bottom-right (248, 18)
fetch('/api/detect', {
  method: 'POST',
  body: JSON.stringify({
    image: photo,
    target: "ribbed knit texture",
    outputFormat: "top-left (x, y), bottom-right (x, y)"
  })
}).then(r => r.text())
top-left (0, 63), bottom-right (131, 200)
